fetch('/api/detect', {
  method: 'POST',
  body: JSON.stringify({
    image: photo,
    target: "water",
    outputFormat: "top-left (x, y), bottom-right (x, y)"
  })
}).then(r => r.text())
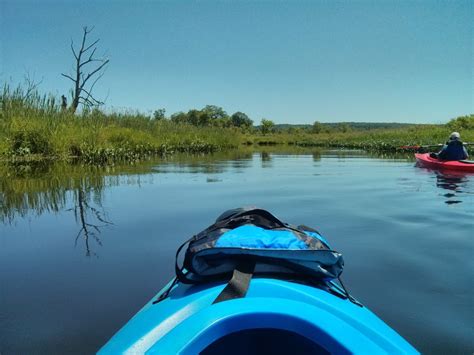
top-left (1, 149), bottom-right (473, 354)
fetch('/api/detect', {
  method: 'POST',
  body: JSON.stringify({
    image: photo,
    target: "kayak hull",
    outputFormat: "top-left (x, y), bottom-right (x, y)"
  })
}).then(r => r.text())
top-left (99, 278), bottom-right (418, 354)
top-left (415, 153), bottom-right (474, 172)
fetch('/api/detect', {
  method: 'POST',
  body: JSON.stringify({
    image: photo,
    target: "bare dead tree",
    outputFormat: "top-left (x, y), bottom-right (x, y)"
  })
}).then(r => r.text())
top-left (61, 26), bottom-right (109, 113)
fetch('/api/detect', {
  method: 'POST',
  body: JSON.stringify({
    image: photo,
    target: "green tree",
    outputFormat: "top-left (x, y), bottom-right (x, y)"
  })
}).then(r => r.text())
top-left (231, 112), bottom-right (253, 129)
top-left (202, 105), bottom-right (228, 121)
top-left (312, 121), bottom-right (323, 134)
top-left (447, 115), bottom-right (474, 130)
top-left (260, 118), bottom-right (274, 135)
top-left (170, 112), bottom-right (188, 124)
top-left (213, 117), bottom-right (232, 128)
top-left (187, 109), bottom-right (202, 126)
top-left (153, 108), bottom-right (166, 120)
top-left (337, 123), bottom-right (351, 133)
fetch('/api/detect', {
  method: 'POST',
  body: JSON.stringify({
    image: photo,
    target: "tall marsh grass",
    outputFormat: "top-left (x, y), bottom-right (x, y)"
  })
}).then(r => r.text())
top-left (247, 117), bottom-right (474, 152)
top-left (1, 84), bottom-right (472, 164)
top-left (0, 84), bottom-right (240, 163)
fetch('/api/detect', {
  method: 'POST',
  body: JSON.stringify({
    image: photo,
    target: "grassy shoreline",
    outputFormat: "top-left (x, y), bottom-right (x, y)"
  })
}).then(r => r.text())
top-left (0, 86), bottom-right (241, 164)
top-left (244, 122), bottom-right (474, 152)
top-left (1, 86), bottom-right (472, 164)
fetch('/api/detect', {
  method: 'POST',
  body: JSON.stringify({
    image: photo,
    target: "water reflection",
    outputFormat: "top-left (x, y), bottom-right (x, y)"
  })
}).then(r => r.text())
top-left (206, 177), bottom-right (222, 183)
top-left (0, 161), bottom-right (117, 255)
top-left (153, 150), bottom-right (253, 174)
top-left (312, 151), bottom-right (321, 162)
top-left (434, 170), bottom-right (471, 205)
top-left (1, 162), bottom-right (106, 222)
top-left (0, 148), bottom-right (433, 255)
top-left (0, 149), bottom-right (425, 224)
top-left (0, 151), bottom-right (258, 256)
top-left (0, 150), bottom-right (256, 222)
top-left (413, 164), bottom-right (473, 205)
top-left (260, 151), bottom-right (273, 168)
top-left (70, 185), bottom-right (113, 256)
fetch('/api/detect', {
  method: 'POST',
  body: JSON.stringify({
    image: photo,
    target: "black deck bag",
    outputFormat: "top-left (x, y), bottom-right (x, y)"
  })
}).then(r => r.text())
top-left (174, 208), bottom-right (344, 284)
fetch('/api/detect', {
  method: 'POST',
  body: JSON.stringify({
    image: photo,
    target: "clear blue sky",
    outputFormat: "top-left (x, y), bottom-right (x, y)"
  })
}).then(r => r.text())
top-left (1, 0), bottom-right (472, 123)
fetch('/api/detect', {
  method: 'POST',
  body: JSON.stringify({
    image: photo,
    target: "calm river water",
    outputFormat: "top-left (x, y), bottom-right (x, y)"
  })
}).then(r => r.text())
top-left (1, 149), bottom-right (473, 354)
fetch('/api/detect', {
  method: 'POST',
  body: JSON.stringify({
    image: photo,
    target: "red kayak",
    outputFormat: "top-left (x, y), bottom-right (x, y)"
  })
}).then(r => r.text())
top-left (415, 153), bottom-right (474, 172)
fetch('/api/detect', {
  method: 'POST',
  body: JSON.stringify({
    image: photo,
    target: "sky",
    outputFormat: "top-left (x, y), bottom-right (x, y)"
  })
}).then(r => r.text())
top-left (1, 0), bottom-right (472, 124)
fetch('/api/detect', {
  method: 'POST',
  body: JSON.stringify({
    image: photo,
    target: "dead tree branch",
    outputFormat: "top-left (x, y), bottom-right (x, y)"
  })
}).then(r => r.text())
top-left (61, 26), bottom-right (109, 113)
top-left (23, 72), bottom-right (43, 100)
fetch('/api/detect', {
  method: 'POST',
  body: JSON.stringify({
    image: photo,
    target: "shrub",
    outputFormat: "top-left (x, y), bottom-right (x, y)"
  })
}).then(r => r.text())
top-left (11, 128), bottom-right (51, 155)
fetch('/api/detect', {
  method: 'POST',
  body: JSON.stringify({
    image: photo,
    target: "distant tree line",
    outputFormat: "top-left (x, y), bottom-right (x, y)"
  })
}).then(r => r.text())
top-left (447, 115), bottom-right (474, 130)
top-left (271, 121), bottom-right (423, 135)
top-left (149, 103), bottom-right (452, 136)
top-left (152, 105), bottom-right (254, 130)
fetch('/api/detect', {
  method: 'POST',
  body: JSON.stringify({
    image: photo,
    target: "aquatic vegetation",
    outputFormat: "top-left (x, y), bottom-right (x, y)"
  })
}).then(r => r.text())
top-left (1, 84), bottom-right (472, 164)
top-left (245, 116), bottom-right (474, 153)
top-left (0, 84), bottom-right (240, 163)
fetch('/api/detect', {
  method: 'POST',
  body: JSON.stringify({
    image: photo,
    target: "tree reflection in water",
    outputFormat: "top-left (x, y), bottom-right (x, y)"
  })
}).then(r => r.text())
top-left (1, 149), bottom-right (329, 255)
top-left (260, 151), bottom-right (273, 168)
top-left (0, 161), bottom-right (116, 256)
top-left (70, 184), bottom-right (113, 257)
top-left (0, 151), bottom-right (255, 256)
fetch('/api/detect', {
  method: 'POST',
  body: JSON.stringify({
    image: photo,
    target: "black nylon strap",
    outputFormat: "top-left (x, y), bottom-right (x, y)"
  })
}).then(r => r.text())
top-left (175, 235), bottom-right (196, 284)
top-left (212, 261), bottom-right (256, 304)
top-left (337, 276), bottom-right (363, 307)
top-left (207, 209), bottom-right (287, 235)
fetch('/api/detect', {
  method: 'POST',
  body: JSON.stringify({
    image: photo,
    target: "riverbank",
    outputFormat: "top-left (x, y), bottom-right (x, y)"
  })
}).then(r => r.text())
top-left (1, 86), bottom-right (472, 164)
top-left (245, 119), bottom-right (474, 152)
top-left (0, 87), bottom-right (241, 164)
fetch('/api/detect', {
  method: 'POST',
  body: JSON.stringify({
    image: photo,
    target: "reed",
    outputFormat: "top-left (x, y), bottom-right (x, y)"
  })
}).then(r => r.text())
top-left (0, 84), bottom-right (240, 164)
top-left (245, 116), bottom-right (474, 152)
top-left (1, 84), bottom-right (472, 164)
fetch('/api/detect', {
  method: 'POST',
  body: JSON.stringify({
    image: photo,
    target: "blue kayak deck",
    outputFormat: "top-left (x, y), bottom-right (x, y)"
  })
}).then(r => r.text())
top-left (99, 278), bottom-right (418, 354)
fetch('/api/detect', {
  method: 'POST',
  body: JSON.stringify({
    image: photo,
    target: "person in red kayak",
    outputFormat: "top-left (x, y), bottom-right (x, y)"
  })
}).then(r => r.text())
top-left (431, 132), bottom-right (469, 161)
